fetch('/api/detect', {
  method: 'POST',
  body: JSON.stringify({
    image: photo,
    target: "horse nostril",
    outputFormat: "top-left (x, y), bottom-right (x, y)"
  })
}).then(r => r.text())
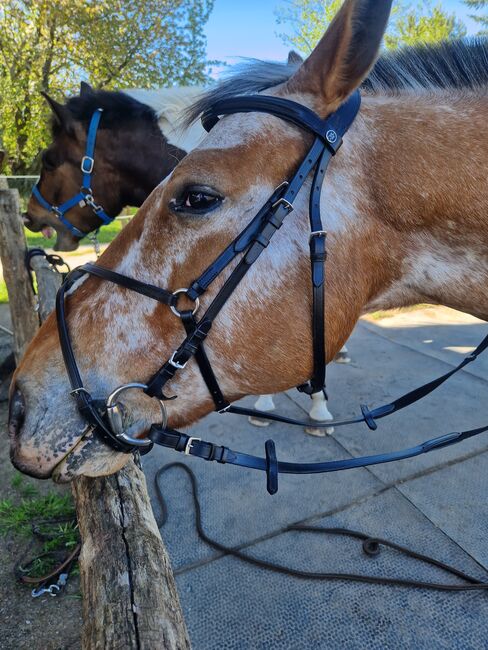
top-left (8, 387), bottom-right (26, 438)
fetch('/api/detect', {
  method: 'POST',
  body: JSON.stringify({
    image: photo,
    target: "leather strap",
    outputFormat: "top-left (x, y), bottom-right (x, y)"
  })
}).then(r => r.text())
top-left (149, 422), bottom-right (488, 495)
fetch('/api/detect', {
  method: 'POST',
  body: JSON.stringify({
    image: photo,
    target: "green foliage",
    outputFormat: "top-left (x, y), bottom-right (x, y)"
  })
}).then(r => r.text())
top-left (0, 475), bottom-right (78, 579)
top-left (463, 0), bottom-right (488, 33)
top-left (0, 0), bottom-right (214, 173)
top-left (385, 3), bottom-right (467, 49)
top-left (276, 0), bottom-right (466, 54)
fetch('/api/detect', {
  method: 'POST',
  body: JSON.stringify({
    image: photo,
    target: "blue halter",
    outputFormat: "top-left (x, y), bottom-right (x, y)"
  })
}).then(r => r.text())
top-left (32, 108), bottom-right (114, 239)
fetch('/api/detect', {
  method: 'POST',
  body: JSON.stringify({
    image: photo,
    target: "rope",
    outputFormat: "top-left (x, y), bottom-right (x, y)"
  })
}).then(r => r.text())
top-left (155, 463), bottom-right (488, 592)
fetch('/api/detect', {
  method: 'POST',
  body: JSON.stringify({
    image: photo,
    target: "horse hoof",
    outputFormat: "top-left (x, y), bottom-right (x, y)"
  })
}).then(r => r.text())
top-left (334, 351), bottom-right (351, 364)
top-left (305, 425), bottom-right (334, 437)
top-left (248, 416), bottom-right (272, 427)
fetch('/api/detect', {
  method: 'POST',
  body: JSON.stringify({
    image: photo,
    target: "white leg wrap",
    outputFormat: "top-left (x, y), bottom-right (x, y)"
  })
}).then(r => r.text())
top-left (249, 394), bottom-right (275, 427)
top-left (305, 391), bottom-right (334, 437)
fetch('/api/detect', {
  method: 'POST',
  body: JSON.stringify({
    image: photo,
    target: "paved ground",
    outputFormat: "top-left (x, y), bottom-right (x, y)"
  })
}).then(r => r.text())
top-left (142, 307), bottom-right (488, 650)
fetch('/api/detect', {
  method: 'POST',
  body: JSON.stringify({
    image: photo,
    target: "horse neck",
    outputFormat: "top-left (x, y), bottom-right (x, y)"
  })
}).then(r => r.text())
top-left (353, 91), bottom-right (488, 320)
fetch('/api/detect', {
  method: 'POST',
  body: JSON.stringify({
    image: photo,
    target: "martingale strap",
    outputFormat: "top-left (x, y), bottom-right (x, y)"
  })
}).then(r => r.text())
top-left (32, 109), bottom-right (114, 239)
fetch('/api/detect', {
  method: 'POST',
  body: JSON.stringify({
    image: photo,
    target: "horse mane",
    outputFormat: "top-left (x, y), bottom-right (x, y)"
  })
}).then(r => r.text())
top-left (60, 89), bottom-right (159, 132)
top-left (184, 39), bottom-right (488, 125)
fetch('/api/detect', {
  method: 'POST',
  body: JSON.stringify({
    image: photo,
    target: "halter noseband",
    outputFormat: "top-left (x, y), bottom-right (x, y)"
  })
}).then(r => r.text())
top-left (55, 90), bottom-right (488, 494)
top-left (32, 109), bottom-right (114, 240)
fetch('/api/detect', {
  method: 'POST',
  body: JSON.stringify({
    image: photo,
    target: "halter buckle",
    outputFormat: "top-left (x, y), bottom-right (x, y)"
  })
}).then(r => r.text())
top-left (185, 436), bottom-right (201, 455)
top-left (81, 156), bottom-right (94, 174)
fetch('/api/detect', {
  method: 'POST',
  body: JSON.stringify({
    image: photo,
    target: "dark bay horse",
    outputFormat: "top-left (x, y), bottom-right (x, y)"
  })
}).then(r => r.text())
top-left (23, 84), bottom-right (206, 251)
top-left (9, 0), bottom-right (488, 481)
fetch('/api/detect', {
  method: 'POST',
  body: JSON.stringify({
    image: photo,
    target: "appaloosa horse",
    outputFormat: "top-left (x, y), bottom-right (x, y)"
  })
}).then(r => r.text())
top-left (24, 54), bottom-right (342, 427)
top-left (9, 0), bottom-right (488, 483)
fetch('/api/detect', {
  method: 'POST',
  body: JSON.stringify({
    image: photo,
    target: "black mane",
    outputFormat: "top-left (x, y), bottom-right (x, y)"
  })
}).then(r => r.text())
top-left (185, 39), bottom-right (488, 125)
top-left (57, 89), bottom-right (158, 132)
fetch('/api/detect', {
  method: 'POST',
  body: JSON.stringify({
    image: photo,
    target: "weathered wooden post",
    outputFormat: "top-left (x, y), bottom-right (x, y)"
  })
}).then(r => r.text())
top-left (0, 187), bottom-right (39, 362)
top-left (0, 194), bottom-right (190, 649)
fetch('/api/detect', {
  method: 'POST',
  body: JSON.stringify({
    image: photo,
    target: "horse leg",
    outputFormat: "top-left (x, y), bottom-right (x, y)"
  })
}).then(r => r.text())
top-left (249, 394), bottom-right (275, 427)
top-left (305, 391), bottom-right (334, 437)
top-left (334, 345), bottom-right (351, 364)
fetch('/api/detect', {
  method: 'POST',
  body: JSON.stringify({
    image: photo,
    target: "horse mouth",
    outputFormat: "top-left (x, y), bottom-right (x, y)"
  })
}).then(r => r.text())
top-left (22, 213), bottom-right (55, 239)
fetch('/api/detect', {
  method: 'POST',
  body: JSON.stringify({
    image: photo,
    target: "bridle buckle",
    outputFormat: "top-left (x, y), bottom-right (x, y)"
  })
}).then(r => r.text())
top-left (169, 351), bottom-right (188, 369)
top-left (271, 197), bottom-right (294, 212)
top-left (81, 156), bottom-right (94, 174)
top-left (185, 436), bottom-right (201, 455)
top-left (309, 230), bottom-right (327, 243)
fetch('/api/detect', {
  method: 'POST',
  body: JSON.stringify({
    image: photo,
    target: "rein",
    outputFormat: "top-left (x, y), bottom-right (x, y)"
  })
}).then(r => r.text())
top-left (32, 108), bottom-right (115, 240)
top-left (56, 90), bottom-right (488, 494)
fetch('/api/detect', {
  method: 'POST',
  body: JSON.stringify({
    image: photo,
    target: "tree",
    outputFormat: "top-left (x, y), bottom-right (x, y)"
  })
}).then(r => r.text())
top-left (385, 3), bottom-right (466, 49)
top-left (276, 1), bottom-right (466, 55)
top-left (463, 0), bottom-right (488, 34)
top-left (0, 0), bottom-right (214, 173)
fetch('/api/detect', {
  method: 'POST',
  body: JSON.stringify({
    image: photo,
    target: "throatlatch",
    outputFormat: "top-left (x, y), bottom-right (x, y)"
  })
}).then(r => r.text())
top-left (56, 89), bottom-right (488, 494)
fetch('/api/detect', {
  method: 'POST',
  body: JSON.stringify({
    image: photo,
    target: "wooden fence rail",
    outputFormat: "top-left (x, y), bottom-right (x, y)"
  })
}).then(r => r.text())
top-left (0, 186), bottom-right (190, 649)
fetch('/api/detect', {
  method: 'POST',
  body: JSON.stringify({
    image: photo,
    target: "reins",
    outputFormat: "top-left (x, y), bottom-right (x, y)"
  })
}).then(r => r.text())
top-left (32, 108), bottom-right (115, 240)
top-left (55, 89), bottom-right (488, 495)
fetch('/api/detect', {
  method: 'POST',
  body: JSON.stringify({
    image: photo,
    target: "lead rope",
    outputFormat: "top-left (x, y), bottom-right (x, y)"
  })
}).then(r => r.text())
top-left (155, 463), bottom-right (488, 591)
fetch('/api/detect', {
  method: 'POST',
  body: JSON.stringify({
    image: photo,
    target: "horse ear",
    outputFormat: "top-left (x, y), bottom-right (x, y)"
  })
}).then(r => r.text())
top-left (80, 81), bottom-right (93, 96)
top-left (287, 50), bottom-right (303, 65)
top-left (286, 0), bottom-right (393, 111)
top-left (41, 92), bottom-right (72, 130)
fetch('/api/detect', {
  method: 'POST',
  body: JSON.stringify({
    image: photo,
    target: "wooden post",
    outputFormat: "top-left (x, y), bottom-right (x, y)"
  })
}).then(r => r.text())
top-left (0, 188), bottom-right (39, 362)
top-left (72, 464), bottom-right (191, 650)
top-left (28, 231), bottom-right (190, 649)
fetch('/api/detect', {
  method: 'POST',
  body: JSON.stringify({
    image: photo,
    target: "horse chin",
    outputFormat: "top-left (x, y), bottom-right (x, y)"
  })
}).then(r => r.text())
top-left (52, 431), bottom-right (131, 483)
top-left (54, 230), bottom-right (80, 252)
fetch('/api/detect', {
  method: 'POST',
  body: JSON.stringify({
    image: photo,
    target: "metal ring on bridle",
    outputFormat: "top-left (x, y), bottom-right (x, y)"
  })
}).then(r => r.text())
top-left (170, 288), bottom-right (200, 318)
top-left (106, 382), bottom-right (167, 447)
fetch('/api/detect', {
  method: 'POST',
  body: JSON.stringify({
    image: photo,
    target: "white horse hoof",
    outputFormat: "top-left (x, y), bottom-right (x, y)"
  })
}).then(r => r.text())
top-left (306, 392), bottom-right (334, 436)
top-left (249, 394), bottom-right (275, 427)
top-left (305, 425), bottom-right (334, 437)
top-left (248, 416), bottom-right (272, 427)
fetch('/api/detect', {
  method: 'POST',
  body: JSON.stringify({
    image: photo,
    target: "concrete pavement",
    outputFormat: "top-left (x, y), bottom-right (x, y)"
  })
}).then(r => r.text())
top-left (142, 308), bottom-right (488, 649)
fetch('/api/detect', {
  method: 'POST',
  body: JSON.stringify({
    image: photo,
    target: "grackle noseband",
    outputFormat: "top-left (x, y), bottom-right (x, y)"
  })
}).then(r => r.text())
top-left (56, 90), bottom-right (488, 494)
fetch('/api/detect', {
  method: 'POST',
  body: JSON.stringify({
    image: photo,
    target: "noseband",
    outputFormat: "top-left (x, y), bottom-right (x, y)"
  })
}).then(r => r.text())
top-left (56, 90), bottom-right (488, 494)
top-left (32, 109), bottom-right (115, 240)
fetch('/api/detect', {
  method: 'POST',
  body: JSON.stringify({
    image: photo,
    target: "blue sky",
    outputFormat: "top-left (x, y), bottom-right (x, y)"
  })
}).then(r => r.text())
top-left (205, 1), bottom-right (480, 65)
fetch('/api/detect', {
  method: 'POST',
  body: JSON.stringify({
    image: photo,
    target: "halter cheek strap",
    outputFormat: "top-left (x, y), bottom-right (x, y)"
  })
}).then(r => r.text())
top-left (32, 109), bottom-right (114, 240)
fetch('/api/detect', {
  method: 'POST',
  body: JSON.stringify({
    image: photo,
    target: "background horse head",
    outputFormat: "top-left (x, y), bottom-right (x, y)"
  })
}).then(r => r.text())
top-left (10, 0), bottom-right (488, 482)
top-left (23, 83), bottom-right (205, 250)
top-left (24, 53), bottom-right (303, 252)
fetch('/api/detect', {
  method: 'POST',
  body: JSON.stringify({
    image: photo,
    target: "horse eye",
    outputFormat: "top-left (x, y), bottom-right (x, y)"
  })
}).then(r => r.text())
top-left (173, 187), bottom-right (223, 214)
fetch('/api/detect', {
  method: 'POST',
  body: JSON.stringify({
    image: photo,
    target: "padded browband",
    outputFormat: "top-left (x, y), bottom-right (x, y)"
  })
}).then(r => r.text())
top-left (201, 93), bottom-right (362, 149)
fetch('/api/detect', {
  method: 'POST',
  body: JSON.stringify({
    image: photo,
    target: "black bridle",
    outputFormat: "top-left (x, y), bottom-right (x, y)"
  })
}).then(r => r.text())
top-left (56, 90), bottom-right (488, 494)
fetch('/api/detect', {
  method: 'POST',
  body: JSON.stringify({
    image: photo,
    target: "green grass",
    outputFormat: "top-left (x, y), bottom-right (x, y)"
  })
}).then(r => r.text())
top-left (0, 474), bottom-right (79, 580)
top-left (24, 219), bottom-right (124, 248)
